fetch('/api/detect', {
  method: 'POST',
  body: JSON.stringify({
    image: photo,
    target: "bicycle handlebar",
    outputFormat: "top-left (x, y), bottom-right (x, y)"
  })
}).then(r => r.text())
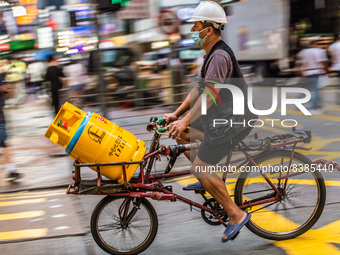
top-left (147, 116), bottom-right (171, 134)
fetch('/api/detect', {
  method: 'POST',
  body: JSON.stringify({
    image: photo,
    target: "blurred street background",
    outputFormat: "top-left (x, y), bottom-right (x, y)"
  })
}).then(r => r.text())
top-left (1, 0), bottom-right (340, 254)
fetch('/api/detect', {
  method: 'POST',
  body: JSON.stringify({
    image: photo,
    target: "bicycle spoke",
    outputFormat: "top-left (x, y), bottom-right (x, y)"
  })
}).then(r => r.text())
top-left (248, 201), bottom-right (280, 214)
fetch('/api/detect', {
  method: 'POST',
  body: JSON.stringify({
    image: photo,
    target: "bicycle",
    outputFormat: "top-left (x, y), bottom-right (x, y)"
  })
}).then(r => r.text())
top-left (67, 116), bottom-right (328, 255)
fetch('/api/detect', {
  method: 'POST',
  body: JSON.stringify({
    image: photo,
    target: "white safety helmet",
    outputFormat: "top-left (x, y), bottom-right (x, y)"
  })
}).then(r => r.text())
top-left (187, 1), bottom-right (228, 30)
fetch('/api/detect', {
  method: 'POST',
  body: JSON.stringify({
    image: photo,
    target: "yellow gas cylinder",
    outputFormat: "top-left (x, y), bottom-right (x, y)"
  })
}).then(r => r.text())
top-left (45, 102), bottom-right (146, 183)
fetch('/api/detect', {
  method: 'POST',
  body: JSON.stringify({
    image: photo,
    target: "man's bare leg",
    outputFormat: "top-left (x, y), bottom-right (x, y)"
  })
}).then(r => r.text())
top-left (175, 128), bottom-right (247, 240)
top-left (3, 146), bottom-right (11, 164)
top-left (192, 156), bottom-right (247, 240)
top-left (175, 127), bottom-right (203, 162)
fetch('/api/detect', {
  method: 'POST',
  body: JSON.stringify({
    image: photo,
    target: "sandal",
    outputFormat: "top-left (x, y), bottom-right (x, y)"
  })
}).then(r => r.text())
top-left (182, 181), bottom-right (206, 191)
top-left (221, 213), bottom-right (251, 243)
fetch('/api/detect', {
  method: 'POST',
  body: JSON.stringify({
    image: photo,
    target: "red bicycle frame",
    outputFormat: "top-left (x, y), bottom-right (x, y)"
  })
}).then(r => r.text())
top-left (67, 132), bottom-right (316, 225)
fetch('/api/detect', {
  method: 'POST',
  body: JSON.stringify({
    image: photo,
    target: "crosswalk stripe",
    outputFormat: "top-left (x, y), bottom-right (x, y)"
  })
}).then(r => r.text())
top-left (0, 211), bottom-right (45, 221)
top-left (0, 229), bottom-right (48, 241)
top-left (0, 198), bottom-right (46, 207)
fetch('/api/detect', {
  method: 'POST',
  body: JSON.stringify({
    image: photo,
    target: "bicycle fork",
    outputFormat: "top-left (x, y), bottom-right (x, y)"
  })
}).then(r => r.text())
top-left (119, 198), bottom-right (142, 228)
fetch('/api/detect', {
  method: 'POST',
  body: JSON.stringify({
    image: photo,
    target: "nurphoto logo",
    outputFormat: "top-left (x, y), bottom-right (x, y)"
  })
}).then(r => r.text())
top-left (200, 84), bottom-right (312, 128)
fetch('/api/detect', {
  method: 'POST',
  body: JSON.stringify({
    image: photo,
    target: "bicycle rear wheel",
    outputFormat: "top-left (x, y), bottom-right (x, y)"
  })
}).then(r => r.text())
top-left (234, 150), bottom-right (326, 240)
top-left (91, 196), bottom-right (158, 255)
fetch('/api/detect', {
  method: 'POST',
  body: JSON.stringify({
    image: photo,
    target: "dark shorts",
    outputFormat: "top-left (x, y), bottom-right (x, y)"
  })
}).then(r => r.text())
top-left (190, 118), bottom-right (251, 165)
top-left (0, 124), bottom-right (7, 147)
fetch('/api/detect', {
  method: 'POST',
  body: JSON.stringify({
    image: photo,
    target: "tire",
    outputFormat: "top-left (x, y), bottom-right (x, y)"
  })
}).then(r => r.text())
top-left (91, 196), bottom-right (158, 255)
top-left (234, 150), bottom-right (326, 240)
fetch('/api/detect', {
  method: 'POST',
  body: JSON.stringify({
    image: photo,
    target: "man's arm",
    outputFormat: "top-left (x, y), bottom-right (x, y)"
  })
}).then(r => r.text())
top-left (182, 87), bottom-right (221, 125)
top-left (168, 52), bottom-right (231, 139)
top-left (175, 84), bottom-right (201, 117)
top-left (164, 83), bottom-right (201, 123)
top-left (183, 52), bottom-right (231, 124)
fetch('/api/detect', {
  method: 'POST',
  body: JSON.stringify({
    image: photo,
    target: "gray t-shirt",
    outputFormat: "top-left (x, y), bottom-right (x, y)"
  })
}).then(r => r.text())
top-left (201, 49), bottom-right (233, 80)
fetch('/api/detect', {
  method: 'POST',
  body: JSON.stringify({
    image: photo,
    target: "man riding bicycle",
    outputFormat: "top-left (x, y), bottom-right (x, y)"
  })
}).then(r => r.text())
top-left (163, 1), bottom-right (257, 242)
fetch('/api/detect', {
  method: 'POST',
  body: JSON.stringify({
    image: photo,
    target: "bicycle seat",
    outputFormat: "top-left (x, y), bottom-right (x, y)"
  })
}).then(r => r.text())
top-left (183, 182), bottom-right (206, 192)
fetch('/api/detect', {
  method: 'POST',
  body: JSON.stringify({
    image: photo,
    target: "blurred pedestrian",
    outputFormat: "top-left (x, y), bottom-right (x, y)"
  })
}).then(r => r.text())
top-left (328, 33), bottom-right (340, 77)
top-left (63, 60), bottom-right (86, 107)
top-left (4, 57), bottom-right (27, 108)
top-left (26, 60), bottom-right (47, 94)
top-left (0, 59), bottom-right (8, 87)
top-left (296, 39), bottom-right (328, 114)
top-left (45, 55), bottom-right (65, 115)
top-left (0, 79), bottom-right (21, 182)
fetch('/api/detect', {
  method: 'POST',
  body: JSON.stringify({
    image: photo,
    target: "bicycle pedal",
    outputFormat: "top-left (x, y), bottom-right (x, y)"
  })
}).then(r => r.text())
top-left (195, 190), bottom-right (206, 195)
top-left (230, 231), bottom-right (240, 241)
top-left (164, 185), bottom-right (173, 192)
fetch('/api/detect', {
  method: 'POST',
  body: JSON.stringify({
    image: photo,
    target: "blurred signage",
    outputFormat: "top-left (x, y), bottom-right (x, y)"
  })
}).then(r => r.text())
top-left (37, 27), bottom-right (53, 49)
top-left (220, 0), bottom-right (241, 3)
top-left (112, 35), bottom-right (127, 46)
top-left (58, 30), bottom-right (73, 47)
top-left (176, 8), bottom-right (195, 21)
top-left (0, 44), bottom-right (10, 51)
top-left (0, 9), bottom-right (18, 34)
top-left (12, 6), bottom-right (27, 17)
top-left (69, 6), bottom-right (91, 27)
top-left (0, 1), bottom-right (10, 7)
top-left (13, 33), bottom-right (35, 41)
top-left (10, 39), bottom-right (35, 50)
top-left (117, 0), bottom-right (150, 20)
top-left (151, 41), bottom-right (169, 49)
top-left (38, 0), bottom-right (64, 10)
top-left (180, 39), bottom-right (195, 46)
top-left (159, 0), bottom-right (199, 7)
top-left (158, 10), bottom-right (181, 35)
top-left (16, 0), bottom-right (39, 25)
top-left (0, 35), bottom-right (10, 44)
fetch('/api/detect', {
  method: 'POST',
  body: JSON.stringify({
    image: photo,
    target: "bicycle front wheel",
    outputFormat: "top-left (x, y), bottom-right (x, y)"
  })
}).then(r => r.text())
top-left (91, 196), bottom-right (158, 255)
top-left (234, 150), bottom-right (326, 240)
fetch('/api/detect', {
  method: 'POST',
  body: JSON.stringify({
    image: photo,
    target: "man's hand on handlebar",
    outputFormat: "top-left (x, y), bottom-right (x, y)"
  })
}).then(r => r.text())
top-left (163, 113), bottom-right (178, 124)
top-left (168, 119), bottom-right (189, 139)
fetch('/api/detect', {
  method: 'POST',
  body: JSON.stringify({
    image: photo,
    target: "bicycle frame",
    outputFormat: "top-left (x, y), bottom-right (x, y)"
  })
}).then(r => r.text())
top-left (67, 127), bottom-right (315, 224)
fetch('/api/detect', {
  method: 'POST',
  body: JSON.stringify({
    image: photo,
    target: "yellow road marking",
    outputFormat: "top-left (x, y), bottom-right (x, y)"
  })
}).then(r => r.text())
top-left (257, 125), bottom-right (289, 134)
top-left (0, 229), bottom-right (48, 241)
top-left (0, 190), bottom-right (65, 198)
top-left (259, 117), bottom-right (303, 127)
top-left (248, 202), bottom-right (299, 233)
top-left (177, 176), bottom-right (340, 188)
top-left (164, 175), bottom-right (193, 183)
top-left (0, 211), bottom-right (45, 221)
top-left (284, 109), bottom-right (340, 122)
top-left (324, 180), bottom-right (340, 186)
top-left (273, 220), bottom-right (340, 255)
top-left (324, 106), bottom-right (340, 111)
top-left (0, 192), bottom-right (65, 201)
top-left (0, 198), bottom-right (46, 207)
